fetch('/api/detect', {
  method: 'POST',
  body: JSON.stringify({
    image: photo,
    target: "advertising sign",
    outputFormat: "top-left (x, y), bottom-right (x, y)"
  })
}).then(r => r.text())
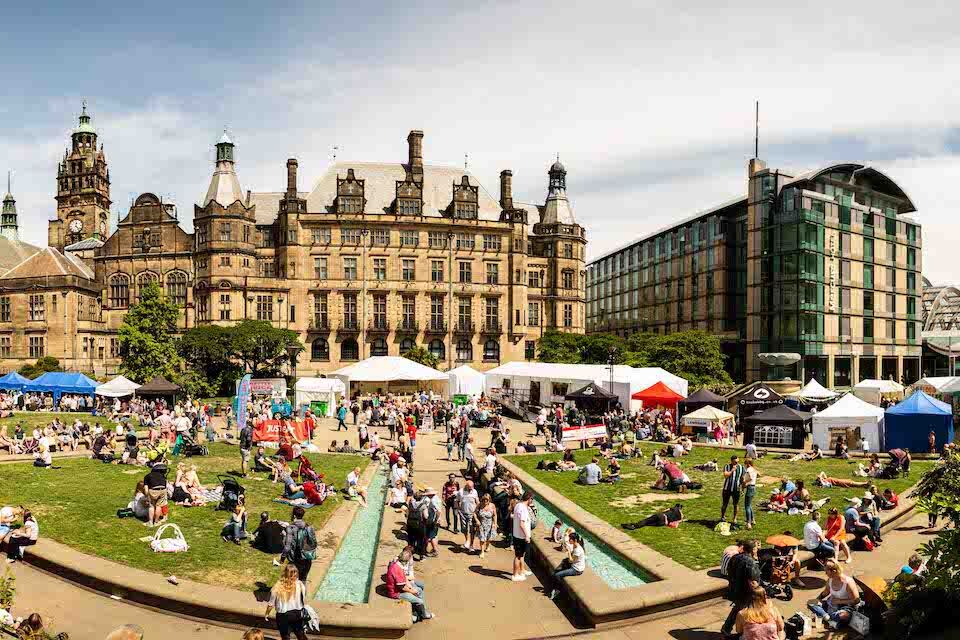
top-left (561, 423), bottom-right (608, 442)
top-left (236, 374), bottom-right (252, 433)
top-left (252, 419), bottom-right (310, 443)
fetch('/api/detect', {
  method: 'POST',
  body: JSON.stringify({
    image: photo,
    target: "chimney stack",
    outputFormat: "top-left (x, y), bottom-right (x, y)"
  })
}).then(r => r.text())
top-left (407, 130), bottom-right (424, 179)
top-left (286, 158), bottom-right (298, 196)
top-left (500, 170), bottom-right (513, 209)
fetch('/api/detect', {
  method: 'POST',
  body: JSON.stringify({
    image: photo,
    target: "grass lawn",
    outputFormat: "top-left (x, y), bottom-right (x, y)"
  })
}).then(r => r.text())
top-left (0, 443), bottom-right (366, 591)
top-left (506, 444), bottom-right (932, 571)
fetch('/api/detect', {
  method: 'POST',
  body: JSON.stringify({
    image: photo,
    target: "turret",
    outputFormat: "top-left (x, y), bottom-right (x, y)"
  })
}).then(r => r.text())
top-left (1, 172), bottom-right (18, 242)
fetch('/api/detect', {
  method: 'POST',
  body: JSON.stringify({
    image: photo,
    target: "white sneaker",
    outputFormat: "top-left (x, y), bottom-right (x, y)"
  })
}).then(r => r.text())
top-left (523, 569), bottom-right (533, 577)
top-left (511, 574), bottom-right (526, 582)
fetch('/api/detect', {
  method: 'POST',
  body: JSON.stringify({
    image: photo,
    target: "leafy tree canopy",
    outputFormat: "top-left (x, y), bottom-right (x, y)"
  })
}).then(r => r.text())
top-left (228, 320), bottom-right (302, 377)
top-left (118, 282), bottom-right (182, 382)
top-left (401, 345), bottom-right (439, 369)
top-left (18, 356), bottom-right (62, 379)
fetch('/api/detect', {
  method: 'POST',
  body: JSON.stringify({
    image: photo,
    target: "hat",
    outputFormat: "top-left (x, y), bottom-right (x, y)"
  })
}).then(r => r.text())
top-left (847, 497), bottom-right (862, 507)
top-left (424, 487), bottom-right (437, 496)
top-left (863, 491), bottom-right (875, 501)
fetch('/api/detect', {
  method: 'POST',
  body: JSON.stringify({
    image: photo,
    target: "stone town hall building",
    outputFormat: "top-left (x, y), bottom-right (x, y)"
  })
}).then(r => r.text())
top-left (0, 107), bottom-right (586, 377)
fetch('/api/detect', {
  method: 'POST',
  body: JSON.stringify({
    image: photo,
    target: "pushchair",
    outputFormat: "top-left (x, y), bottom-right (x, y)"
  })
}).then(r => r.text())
top-left (216, 474), bottom-right (245, 512)
top-left (758, 549), bottom-right (795, 601)
top-left (142, 439), bottom-right (170, 466)
top-left (180, 429), bottom-right (209, 457)
top-left (877, 448), bottom-right (908, 479)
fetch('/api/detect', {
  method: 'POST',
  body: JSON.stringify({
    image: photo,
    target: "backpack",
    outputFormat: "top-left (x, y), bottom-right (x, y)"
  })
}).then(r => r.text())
top-left (294, 524), bottom-right (318, 561)
top-left (423, 500), bottom-right (440, 526)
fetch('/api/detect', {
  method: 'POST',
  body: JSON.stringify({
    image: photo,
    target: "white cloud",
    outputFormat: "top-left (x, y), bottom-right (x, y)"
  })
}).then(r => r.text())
top-left (3, 1), bottom-right (960, 283)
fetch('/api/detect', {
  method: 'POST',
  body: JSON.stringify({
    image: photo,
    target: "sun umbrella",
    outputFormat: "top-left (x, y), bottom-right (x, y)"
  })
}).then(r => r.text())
top-left (765, 534), bottom-right (801, 547)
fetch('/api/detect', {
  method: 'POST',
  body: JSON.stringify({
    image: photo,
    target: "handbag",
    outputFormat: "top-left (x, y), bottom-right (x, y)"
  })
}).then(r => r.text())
top-left (849, 610), bottom-right (870, 636)
top-left (150, 523), bottom-right (189, 553)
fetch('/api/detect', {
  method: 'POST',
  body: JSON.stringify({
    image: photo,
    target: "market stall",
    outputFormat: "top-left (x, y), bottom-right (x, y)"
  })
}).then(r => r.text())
top-left (908, 376), bottom-right (959, 398)
top-left (630, 381), bottom-right (685, 414)
top-left (565, 381), bottom-right (618, 421)
top-left (22, 371), bottom-right (98, 407)
top-left (135, 376), bottom-right (181, 405)
top-left (852, 379), bottom-right (904, 406)
top-left (680, 405), bottom-right (735, 440)
top-left (733, 383), bottom-right (785, 419)
top-left (884, 390), bottom-right (954, 453)
top-left (447, 365), bottom-right (485, 400)
top-left (678, 387), bottom-right (725, 419)
top-left (742, 404), bottom-right (811, 449)
top-left (95, 375), bottom-right (141, 398)
top-left (812, 393), bottom-right (886, 452)
top-left (332, 356), bottom-right (449, 398)
top-left (0, 372), bottom-right (31, 392)
top-left (790, 378), bottom-right (838, 405)
top-left (294, 377), bottom-right (346, 417)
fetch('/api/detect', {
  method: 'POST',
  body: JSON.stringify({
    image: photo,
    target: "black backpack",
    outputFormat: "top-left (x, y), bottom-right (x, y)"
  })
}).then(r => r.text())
top-left (784, 613), bottom-right (805, 640)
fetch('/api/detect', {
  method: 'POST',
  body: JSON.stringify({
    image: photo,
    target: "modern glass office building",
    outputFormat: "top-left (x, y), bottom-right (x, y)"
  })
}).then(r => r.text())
top-left (587, 158), bottom-right (923, 385)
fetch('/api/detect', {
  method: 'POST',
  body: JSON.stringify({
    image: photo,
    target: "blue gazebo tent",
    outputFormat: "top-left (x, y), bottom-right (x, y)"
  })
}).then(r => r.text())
top-left (22, 371), bottom-right (98, 403)
top-left (884, 390), bottom-right (954, 452)
top-left (0, 372), bottom-right (31, 391)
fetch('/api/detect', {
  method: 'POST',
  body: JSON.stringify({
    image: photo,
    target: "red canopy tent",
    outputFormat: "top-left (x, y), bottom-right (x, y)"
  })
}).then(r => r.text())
top-left (631, 381), bottom-right (686, 415)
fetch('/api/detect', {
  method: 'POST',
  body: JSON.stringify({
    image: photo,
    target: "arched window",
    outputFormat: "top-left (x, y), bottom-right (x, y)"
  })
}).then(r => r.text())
top-left (429, 339), bottom-right (445, 361)
top-left (483, 339), bottom-right (500, 362)
top-left (136, 271), bottom-right (159, 303)
top-left (311, 338), bottom-right (329, 361)
top-left (400, 338), bottom-right (415, 353)
top-left (371, 337), bottom-right (388, 357)
top-left (341, 338), bottom-right (359, 361)
top-left (109, 274), bottom-right (129, 309)
top-left (456, 339), bottom-right (473, 362)
top-left (165, 271), bottom-right (188, 306)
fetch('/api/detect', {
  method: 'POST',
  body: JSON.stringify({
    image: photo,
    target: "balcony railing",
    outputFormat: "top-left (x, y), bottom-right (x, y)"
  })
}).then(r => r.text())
top-left (454, 320), bottom-right (475, 334)
top-left (368, 318), bottom-right (389, 332)
top-left (425, 320), bottom-right (447, 333)
top-left (340, 318), bottom-right (359, 332)
top-left (397, 319), bottom-right (419, 332)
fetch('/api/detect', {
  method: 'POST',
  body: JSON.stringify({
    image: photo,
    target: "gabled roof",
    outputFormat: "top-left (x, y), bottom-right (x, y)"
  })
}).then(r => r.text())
top-left (0, 236), bottom-right (40, 273)
top-left (1, 247), bottom-right (93, 280)
top-left (248, 191), bottom-right (309, 226)
top-left (297, 161), bottom-right (502, 222)
top-left (64, 237), bottom-right (105, 251)
top-left (743, 403), bottom-right (812, 424)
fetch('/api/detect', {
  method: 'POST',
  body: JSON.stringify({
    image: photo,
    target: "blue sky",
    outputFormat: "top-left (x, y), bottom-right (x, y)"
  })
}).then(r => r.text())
top-left (2, 1), bottom-right (960, 282)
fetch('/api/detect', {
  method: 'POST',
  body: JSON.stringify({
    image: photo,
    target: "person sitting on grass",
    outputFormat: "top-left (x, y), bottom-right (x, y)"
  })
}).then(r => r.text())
top-left (327, 439), bottom-right (339, 453)
top-left (603, 457), bottom-right (622, 483)
top-left (252, 511), bottom-right (288, 556)
top-left (785, 480), bottom-right (812, 510)
top-left (254, 446), bottom-right (281, 481)
top-left (279, 461), bottom-right (306, 501)
top-left (302, 478), bottom-right (333, 506)
top-left (656, 460), bottom-right (694, 493)
top-left (221, 496), bottom-right (248, 544)
top-left (623, 503), bottom-right (684, 530)
top-left (694, 459), bottom-right (719, 472)
top-left (577, 457), bottom-right (603, 485)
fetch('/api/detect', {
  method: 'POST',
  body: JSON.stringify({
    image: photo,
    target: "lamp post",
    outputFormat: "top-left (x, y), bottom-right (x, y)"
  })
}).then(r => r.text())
top-left (360, 228), bottom-right (369, 360)
top-left (607, 346), bottom-right (619, 394)
top-left (286, 343), bottom-right (301, 383)
top-left (448, 231), bottom-right (455, 370)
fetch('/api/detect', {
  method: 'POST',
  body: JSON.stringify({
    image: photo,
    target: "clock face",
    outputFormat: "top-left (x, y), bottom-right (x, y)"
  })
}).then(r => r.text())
top-left (69, 219), bottom-right (83, 233)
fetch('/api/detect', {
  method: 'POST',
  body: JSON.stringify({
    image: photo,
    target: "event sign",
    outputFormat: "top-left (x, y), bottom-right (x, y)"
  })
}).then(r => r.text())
top-left (562, 423), bottom-right (607, 442)
top-left (253, 419), bottom-right (310, 443)
top-left (236, 374), bottom-right (252, 433)
top-left (250, 377), bottom-right (287, 399)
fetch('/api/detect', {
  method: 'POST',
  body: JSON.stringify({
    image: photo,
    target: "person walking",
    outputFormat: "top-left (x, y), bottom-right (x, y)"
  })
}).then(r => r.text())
top-left (721, 454), bottom-right (744, 525)
top-left (264, 564), bottom-right (309, 640)
top-left (511, 492), bottom-right (534, 582)
top-left (456, 481), bottom-right (480, 551)
top-left (284, 506), bottom-right (317, 582)
top-left (239, 419), bottom-right (253, 477)
top-left (742, 458), bottom-right (758, 530)
top-left (474, 493), bottom-right (498, 559)
top-left (442, 474), bottom-right (460, 533)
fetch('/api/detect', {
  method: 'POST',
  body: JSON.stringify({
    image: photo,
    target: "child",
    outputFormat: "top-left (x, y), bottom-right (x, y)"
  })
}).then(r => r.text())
top-left (221, 497), bottom-right (247, 544)
top-left (825, 507), bottom-right (851, 563)
top-left (446, 436), bottom-right (455, 461)
top-left (551, 519), bottom-right (564, 545)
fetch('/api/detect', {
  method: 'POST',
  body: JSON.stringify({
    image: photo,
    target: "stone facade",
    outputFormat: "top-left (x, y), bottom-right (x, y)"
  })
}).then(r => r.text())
top-left (0, 109), bottom-right (586, 376)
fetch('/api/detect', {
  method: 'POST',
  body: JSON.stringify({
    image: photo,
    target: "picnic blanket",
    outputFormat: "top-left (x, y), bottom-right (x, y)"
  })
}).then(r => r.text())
top-left (199, 487), bottom-right (223, 503)
top-left (273, 498), bottom-right (317, 509)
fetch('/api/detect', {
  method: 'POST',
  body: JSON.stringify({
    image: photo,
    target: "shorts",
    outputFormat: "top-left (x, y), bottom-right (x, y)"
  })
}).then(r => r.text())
top-left (148, 487), bottom-right (168, 508)
top-left (240, 448), bottom-right (251, 463)
top-left (513, 538), bottom-right (528, 558)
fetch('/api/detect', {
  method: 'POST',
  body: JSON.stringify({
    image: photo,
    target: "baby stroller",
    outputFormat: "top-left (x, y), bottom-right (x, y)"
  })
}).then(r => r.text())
top-left (216, 474), bottom-right (245, 512)
top-left (180, 430), bottom-right (209, 457)
top-left (143, 439), bottom-right (170, 466)
top-left (877, 448), bottom-right (907, 479)
top-left (758, 549), bottom-right (795, 601)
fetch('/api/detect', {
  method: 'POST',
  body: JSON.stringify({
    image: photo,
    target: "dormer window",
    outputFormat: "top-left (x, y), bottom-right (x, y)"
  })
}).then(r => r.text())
top-left (449, 175), bottom-right (479, 219)
top-left (395, 170), bottom-right (423, 215)
top-left (336, 168), bottom-right (365, 214)
top-left (399, 199), bottom-right (421, 215)
top-left (455, 202), bottom-right (477, 219)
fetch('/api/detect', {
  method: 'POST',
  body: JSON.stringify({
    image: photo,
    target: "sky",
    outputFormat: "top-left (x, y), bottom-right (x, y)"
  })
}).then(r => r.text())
top-left (1, 1), bottom-right (958, 283)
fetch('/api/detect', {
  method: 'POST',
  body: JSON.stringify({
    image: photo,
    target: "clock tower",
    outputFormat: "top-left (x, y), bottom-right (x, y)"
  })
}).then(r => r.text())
top-left (50, 103), bottom-right (111, 251)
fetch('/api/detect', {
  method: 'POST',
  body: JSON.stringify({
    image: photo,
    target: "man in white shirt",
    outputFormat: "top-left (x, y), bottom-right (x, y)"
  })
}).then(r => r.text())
top-left (484, 449), bottom-right (498, 476)
top-left (803, 510), bottom-right (836, 561)
top-left (511, 492), bottom-right (534, 582)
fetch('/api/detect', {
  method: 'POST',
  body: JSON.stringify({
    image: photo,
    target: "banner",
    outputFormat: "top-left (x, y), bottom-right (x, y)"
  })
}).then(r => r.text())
top-left (236, 374), bottom-right (252, 433)
top-left (561, 423), bottom-right (607, 442)
top-left (250, 377), bottom-right (287, 399)
top-left (253, 419), bottom-right (311, 443)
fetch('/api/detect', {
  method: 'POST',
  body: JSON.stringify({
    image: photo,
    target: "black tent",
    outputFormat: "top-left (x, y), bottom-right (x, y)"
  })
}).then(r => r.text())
top-left (678, 388), bottom-right (726, 418)
top-left (136, 376), bottom-right (181, 403)
top-left (734, 383), bottom-right (785, 419)
top-left (743, 404), bottom-right (811, 449)
top-left (565, 382), bottom-right (617, 417)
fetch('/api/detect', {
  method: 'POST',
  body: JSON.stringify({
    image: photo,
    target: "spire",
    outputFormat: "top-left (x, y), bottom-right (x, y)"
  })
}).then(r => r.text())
top-left (2, 171), bottom-right (19, 241)
top-left (541, 157), bottom-right (575, 225)
top-left (203, 129), bottom-right (244, 207)
top-left (74, 101), bottom-right (96, 135)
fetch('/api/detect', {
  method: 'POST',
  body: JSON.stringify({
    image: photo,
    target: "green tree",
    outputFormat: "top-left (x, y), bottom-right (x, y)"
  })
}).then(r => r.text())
top-left (402, 345), bottom-right (439, 369)
top-left (578, 333), bottom-right (627, 365)
top-left (118, 282), bottom-right (182, 382)
top-left (626, 330), bottom-right (732, 388)
top-left (229, 320), bottom-right (302, 376)
top-left (884, 453), bottom-right (960, 637)
top-left (18, 356), bottom-right (62, 379)
top-left (178, 325), bottom-right (242, 395)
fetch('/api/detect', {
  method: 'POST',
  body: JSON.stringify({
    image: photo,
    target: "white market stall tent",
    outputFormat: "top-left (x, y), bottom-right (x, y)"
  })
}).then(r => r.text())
top-left (95, 375), bottom-right (141, 398)
top-left (908, 376), bottom-right (959, 397)
top-left (791, 378), bottom-right (839, 403)
top-left (812, 392), bottom-right (886, 451)
top-left (332, 356), bottom-right (449, 397)
top-left (294, 377), bottom-right (346, 417)
top-left (852, 379), bottom-right (905, 406)
top-left (680, 405), bottom-right (735, 438)
top-left (483, 361), bottom-right (688, 411)
top-left (448, 365), bottom-right (485, 398)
